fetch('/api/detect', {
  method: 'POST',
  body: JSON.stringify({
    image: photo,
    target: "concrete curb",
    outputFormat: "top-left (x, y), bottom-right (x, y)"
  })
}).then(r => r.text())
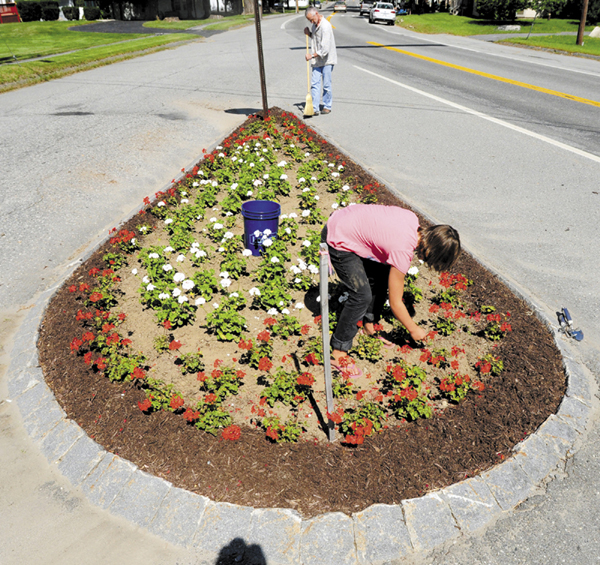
top-left (5, 166), bottom-right (597, 565)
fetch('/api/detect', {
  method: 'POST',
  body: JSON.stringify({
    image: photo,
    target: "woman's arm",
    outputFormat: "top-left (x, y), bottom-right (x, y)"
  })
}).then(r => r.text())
top-left (388, 266), bottom-right (427, 341)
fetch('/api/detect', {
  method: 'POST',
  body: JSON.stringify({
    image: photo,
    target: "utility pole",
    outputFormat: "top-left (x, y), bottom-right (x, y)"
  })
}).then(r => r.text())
top-left (576, 0), bottom-right (589, 46)
top-left (253, 0), bottom-right (269, 118)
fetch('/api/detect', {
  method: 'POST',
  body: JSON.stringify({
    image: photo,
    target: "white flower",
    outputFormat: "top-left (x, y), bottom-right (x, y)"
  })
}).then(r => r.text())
top-left (289, 213), bottom-right (298, 219)
top-left (329, 162), bottom-right (335, 168)
top-left (253, 179), bottom-right (262, 187)
top-left (172, 288), bottom-right (181, 297)
top-left (338, 165), bottom-right (344, 170)
top-left (314, 195), bottom-right (320, 201)
top-left (263, 174), bottom-right (269, 179)
top-left (195, 297), bottom-right (206, 305)
top-left (139, 226), bottom-right (148, 232)
top-left (342, 185), bottom-right (350, 191)
top-left (219, 152), bottom-right (225, 157)
top-left (174, 272), bottom-right (186, 282)
top-left (308, 264), bottom-right (319, 274)
top-left (249, 287), bottom-right (261, 296)
top-left (271, 257), bottom-right (280, 263)
top-left (212, 182), bottom-right (218, 188)
top-left (332, 203), bottom-right (339, 209)
top-left (225, 212), bottom-right (232, 217)
top-left (302, 210), bottom-right (310, 217)
top-left (242, 249), bottom-right (252, 257)
top-left (279, 301), bottom-right (284, 306)
top-left (176, 254), bottom-right (185, 262)
top-left (231, 183), bottom-right (238, 190)
top-left (149, 253), bottom-right (159, 259)
top-left (220, 272), bottom-right (229, 278)
top-left (303, 240), bottom-right (311, 247)
top-left (181, 191), bottom-right (187, 196)
top-left (280, 174), bottom-right (288, 180)
top-left (218, 247), bottom-right (225, 252)
top-left (229, 292), bottom-right (239, 298)
top-left (294, 277), bottom-right (301, 283)
top-left (294, 303), bottom-right (305, 310)
top-left (247, 191), bottom-right (253, 197)
top-left (193, 182), bottom-right (199, 187)
top-left (302, 187), bottom-right (310, 193)
top-left (249, 162), bottom-right (255, 168)
top-left (305, 152), bottom-right (310, 157)
top-left (181, 198), bottom-right (189, 204)
top-left (131, 268), bottom-right (138, 275)
top-left (408, 266), bottom-right (420, 276)
top-left (210, 217), bottom-right (217, 223)
top-left (164, 218), bottom-right (173, 225)
top-left (158, 293), bottom-right (169, 300)
top-left (232, 156), bottom-right (237, 162)
top-left (197, 250), bottom-right (207, 257)
top-left (142, 276), bottom-right (150, 283)
top-left (263, 238), bottom-right (273, 247)
top-left (163, 264), bottom-right (173, 272)
top-left (267, 308), bottom-right (278, 315)
top-left (298, 260), bottom-right (307, 271)
top-left (311, 177), bottom-right (317, 181)
top-left (182, 279), bottom-right (195, 290)
top-left (164, 246), bottom-right (174, 253)
top-left (298, 177), bottom-right (306, 183)
top-left (316, 296), bottom-right (321, 302)
top-left (290, 265), bottom-right (301, 275)
top-left (146, 284), bottom-right (156, 291)
top-left (285, 228), bottom-right (291, 234)
top-left (278, 160), bottom-right (287, 167)
top-left (281, 308), bottom-right (290, 315)
top-left (280, 214), bottom-right (288, 220)
top-left (213, 303), bottom-right (220, 309)
top-left (332, 172), bottom-right (340, 178)
top-left (213, 223), bottom-right (223, 230)
top-left (178, 295), bottom-right (188, 304)
top-left (223, 231), bottom-right (234, 240)
top-left (158, 201), bottom-right (166, 207)
top-left (220, 278), bottom-right (232, 288)
top-left (263, 229), bottom-right (272, 236)
top-left (216, 145), bottom-right (223, 150)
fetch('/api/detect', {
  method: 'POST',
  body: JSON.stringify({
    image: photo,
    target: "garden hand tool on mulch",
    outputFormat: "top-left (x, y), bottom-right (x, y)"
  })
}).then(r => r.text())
top-left (304, 35), bottom-right (314, 117)
top-left (557, 307), bottom-right (584, 341)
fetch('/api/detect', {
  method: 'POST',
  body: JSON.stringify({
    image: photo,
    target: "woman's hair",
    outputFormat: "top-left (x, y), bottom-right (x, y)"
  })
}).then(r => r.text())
top-left (417, 225), bottom-right (461, 272)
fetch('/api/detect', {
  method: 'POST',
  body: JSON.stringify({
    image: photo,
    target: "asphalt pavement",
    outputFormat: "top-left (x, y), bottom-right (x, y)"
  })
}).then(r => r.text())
top-left (1, 12), bottom-right (600, 564)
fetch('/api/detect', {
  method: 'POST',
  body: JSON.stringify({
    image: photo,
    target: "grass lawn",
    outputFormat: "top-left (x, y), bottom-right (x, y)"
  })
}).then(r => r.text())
top-left (143, 11), bottom-right (293, 31)
top-left (0, 21), bottom-right (157, 62)
top-left (499, 34), bottom-right (600, 56)
top-left (0, 30), bottom-right (193, 92)
top-left (394, 13), bottom-right (593, 36)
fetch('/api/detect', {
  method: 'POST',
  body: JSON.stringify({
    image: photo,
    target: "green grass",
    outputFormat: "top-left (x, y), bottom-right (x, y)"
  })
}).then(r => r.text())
top-left (0, 21), bottom-right (154, 62)
top-left (0, 32), bottom-right (194, 92)
top-left (394, 13), bottom-right (593, 36)
top-left (143, 11), bottom-right (289, 31)
top-left (143, 19), bottom-right (208, 30)
top-left (499, 35), bottom-right (600, 56)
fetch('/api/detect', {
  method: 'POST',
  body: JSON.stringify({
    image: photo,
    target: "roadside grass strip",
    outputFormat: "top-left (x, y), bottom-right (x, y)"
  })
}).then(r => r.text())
top-left (368, 41), bottom-right (600, 108)
top-left (499, 35), bottom-right (600, 57)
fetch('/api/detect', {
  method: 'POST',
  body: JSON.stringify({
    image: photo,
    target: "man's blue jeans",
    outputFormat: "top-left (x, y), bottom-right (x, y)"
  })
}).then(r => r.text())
top-left (322, 225), bottom-right (390, 352)
top-left (311, 64), bottom-right (334, 111)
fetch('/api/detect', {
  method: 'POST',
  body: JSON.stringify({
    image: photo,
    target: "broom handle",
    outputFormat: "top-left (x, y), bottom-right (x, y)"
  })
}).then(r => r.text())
top-left (306, 34), bottom-right (310, 93)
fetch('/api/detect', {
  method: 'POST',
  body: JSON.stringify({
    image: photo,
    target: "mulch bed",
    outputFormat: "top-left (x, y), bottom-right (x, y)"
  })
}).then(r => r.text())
top-left (39, 109), bottom-right (565, 519)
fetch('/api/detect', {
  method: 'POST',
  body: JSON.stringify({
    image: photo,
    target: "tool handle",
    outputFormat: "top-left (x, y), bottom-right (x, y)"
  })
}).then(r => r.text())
top-left (562, 307), bottom-right (573, 325)
top-left (306, 35), bottom-right (310, 91)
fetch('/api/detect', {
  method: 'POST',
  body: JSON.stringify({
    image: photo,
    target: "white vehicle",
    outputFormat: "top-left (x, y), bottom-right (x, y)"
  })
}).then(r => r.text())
top-left (369, 2), bottom-right (396, 24)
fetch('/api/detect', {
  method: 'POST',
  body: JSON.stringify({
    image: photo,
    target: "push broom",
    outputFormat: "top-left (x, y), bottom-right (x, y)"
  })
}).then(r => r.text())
top-left (304, 35), bottom-right (314, 117)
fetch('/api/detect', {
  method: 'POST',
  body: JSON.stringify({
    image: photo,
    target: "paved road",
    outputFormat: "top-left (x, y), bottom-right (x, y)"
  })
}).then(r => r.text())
top-left (1, 11), bottom-right (600, 564)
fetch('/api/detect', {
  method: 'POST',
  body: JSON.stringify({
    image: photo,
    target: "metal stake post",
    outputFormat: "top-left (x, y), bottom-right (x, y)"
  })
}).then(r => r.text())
top-left (253, 0), bottom-right (269, 118)
top-left (319, 243), bottom-right (335, 442)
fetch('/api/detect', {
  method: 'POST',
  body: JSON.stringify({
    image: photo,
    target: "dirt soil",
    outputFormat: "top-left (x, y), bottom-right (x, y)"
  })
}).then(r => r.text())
top-left (39, 109), bottom-right (566, 519)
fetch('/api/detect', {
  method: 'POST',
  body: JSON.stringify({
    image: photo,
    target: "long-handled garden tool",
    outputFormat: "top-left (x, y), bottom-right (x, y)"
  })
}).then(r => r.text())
top-left (557, 307), bottom-right (584, 341)
top-left (304, 35), bottom-right (314, 117)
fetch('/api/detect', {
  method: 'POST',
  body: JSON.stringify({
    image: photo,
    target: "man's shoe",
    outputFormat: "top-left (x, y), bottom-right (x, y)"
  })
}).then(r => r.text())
top-left (322, 108), bottom-right (331, 114)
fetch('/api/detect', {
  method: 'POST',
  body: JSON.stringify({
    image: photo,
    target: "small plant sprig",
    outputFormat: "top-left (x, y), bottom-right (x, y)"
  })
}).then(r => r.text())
top-left (351, 332), bottom-right (383, 363)
top-left (261, 415), bottom-right (305, 443)
top-left (205, 295), bottom-right (247, 341)
top-left (260, 367), bottom-right (314, 408)
top-left (197, 361), bottom-right (245, 401)
top-left (475, 354), bottom-right (504, 376)
top-left (176, 351), bottom-right (205, 375)
top-left (340, 402), bottom-right (386, 445)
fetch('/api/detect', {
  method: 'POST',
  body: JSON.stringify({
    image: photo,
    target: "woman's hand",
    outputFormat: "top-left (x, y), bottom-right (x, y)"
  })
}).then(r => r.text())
top-left (410, 326), bottom-right (428, 342)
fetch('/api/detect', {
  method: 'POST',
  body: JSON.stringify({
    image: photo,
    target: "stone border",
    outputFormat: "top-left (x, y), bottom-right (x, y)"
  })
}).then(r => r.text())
top-left (6, 160), bottom-right (597, 565)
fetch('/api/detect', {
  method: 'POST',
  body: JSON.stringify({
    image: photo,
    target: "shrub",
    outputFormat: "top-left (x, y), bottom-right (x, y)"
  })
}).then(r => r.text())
top-left (84, 6), bottom-right (101, 19)
top-left (475, 0), bottom-right (529, 20)
top-left (62, 6), bottom-right (79, 19)
top-left (17, 1), bottom-right (42, 22)
top-left (42, 5), bottom-right (60, 20)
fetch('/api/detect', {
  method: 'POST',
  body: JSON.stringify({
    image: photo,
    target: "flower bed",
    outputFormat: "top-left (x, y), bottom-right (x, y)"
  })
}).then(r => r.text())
top-left (40, 108), bottom-right (566, 517)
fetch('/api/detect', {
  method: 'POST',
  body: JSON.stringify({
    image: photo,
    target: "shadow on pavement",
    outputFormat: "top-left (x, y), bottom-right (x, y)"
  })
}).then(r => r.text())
top-left (216, 538), bottom-right (266, 564)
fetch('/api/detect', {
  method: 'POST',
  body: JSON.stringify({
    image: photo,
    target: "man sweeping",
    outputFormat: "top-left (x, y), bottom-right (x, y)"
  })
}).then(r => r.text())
top-left (304, 7), bottom-right (337, 115)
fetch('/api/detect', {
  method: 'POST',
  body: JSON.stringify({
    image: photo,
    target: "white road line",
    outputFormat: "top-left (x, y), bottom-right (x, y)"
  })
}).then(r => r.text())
top-left (281, 15), bottom-right (303, 29)
top-left (378, 26), bottom-right (600, 79)
top-left (354, 65), bottom-right (600, 164)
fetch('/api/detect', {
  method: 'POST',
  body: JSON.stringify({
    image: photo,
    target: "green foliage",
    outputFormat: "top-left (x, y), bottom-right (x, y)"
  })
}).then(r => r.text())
top-left (388, 383), bottom-right (433, 421)
top-left (193, 399), bottom-right (232, 436)
top-left (153, 334), bottom-right (170, 352)
top-left (103, 252), bottom-right (127, 270)
top-left (191, 269), bottom-right (218, 301)
top-left (433, 316), bottom-right (456, 337)
top-left (205, 296), bottom-right (247, 341)
top-left (198, 365), bottom-right (244, 401)
top-left (62, 6), bottom-right (80, 20)
top-left (271, 314), bottom-right (302, 339)
top-left (261, 415), bottom-right (305, 443)
top-left (473, 0), bottom-right (530, 20)
top-left (261, 367), bottom-right (313, 407)
top-left (83, 6), bottom-right (101, 19)
top-left (17, 1), bottom-right (42, 21)
top-left (351, 332), bottom-right (383, 363)
top-left (177, 351), bottom-right (204, 375)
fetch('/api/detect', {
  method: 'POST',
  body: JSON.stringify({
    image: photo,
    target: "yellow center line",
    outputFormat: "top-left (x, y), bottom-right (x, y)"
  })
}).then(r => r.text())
top-left (368, 41), bottom-right (600, 108)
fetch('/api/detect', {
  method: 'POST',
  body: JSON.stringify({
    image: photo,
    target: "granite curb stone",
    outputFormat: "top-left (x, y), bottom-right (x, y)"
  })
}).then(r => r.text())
top-left (353, 504), bottom-right (413, 564)
top-left (79, 451), bottom-right (137, 509)
top-left (403, 492), bottom-right (461, 552)
top-left (148, 486), bottom-right (210, 548)
top-left (480, 456), bottom-right (538, 511)
top-left (511, 435), bottom-right (566, 485)
top-left (300, 512), bottom-right (357, 565)
top-left (39, 417), bottom-right (85, 464)
top-left (109, 469), bottom-right (172, 527)
top-left (556, 395), bottom-right (592, 433)
top-left (56, 434), bottom-right (107, 486)
top-left (248, 508), bottom-right (303, 564)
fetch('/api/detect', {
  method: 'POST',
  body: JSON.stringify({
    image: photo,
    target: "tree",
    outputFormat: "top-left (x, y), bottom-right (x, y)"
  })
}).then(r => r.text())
top-left (475, 0), bottom-right (531, 20)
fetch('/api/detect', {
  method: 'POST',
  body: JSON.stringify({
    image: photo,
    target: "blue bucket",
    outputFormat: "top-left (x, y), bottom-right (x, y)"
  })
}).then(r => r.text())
top-left (241, 200), bottom-right (281, 256)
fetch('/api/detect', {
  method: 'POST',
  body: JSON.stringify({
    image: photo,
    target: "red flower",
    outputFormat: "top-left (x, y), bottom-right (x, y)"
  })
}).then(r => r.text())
top-left (356, 390), bottom-right (366, 401)
top-left (138, 398), bottom-right (152, 412)
top-left (102, 323), bottom-right (115, 334)
top-left (266, 426), bottom-right (279, 441)
top-left (304, 353), bottom-right (319, 366)
top-left (473, 381), bottom-right (485, 392)
top-left (296, 372), bottom-right (315, 386)
top-left (70, 338), bottom-right (83, 352)
top-left (258, 357), bottom-right (273, 372)
top-left (163, 320), bottom-right (172, 330)
top-left (89, 292), bottom-right (103, 303)
top-left (121, 338), bottom-right (132, 347)
top-left (300, 324), bottom-right (310, 335)
top-left (211, 369), bottom-right (223, 379)
top-left (197, 371), bottom-right (207, 382)
top-left (95, 357), bottom-right (107, 370)
top-left (169, 340), bottom-right (183, 350)
top-left (107, 333), bottom-right (119, 346)
top-left (257, 330), bottom-right (271, 343)
top-left (451, 360), bottom-right (459, 370)
top-left (205, 393), bottom-right (217, 404)
top-left (169, 395), bottom-right (184, 410)
top-left (313, 315), bottom-right (322, 325)
top-left (183, 407), bottom-right (200, 421)
top-left (327, 408), bottom-right (344, 424)
top-left (400, 345), bottom-right (412, 354)
top-left (238, 338), bottom-right (253, 351)
top-left (501, 322), bottom-right (512, 333)
top-left (79, 283), bottom-right (90, 292)
top-left (356, 320), bottom-right (363, 328)
top-left (68, 285), bottom-right (77, 293)
top-left (131, 367), bottom-right (145, 380)
top-left (81, 331), bottom-right (95, 342)
top-left (263, 317), bottom-right (277, 326)
top-left (83, 352), bottom-right (93, 365)
top-left (222, 425), bottom-right (241, 441)
top-left (213, 359), bottom-right (223, 368)
top-left (419, 350), bottom-right (432, 363)
top-left (236, 370), bottom-right (245, 380)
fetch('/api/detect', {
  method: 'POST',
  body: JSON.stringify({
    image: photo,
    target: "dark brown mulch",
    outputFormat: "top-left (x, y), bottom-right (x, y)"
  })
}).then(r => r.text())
top-left (38, 109), bottom-right (566, 519)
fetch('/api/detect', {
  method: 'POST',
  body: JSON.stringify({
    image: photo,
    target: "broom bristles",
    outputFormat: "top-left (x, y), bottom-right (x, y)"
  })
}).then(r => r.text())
top-left (305, 93), bottom-right (314, 116)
